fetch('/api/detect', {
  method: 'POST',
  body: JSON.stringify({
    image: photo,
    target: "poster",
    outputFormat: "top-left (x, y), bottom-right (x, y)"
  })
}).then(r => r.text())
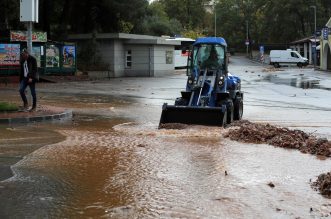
top-left (46, 45), bottom-right (59, 68)
top-left (62, 45), bottom-right (75, 68)
top-left (32, 46), bottom-right (41, 67)
top-left (0, 44), bottom-right (20, 66)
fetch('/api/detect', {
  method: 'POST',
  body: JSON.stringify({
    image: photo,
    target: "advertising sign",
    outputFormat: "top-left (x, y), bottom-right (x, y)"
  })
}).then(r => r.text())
top-left (62, 45), bottom-right (76, 68)
top-left (46, 45), bottom-right (59, 68)
top-left (0, 44), bottom-right (20, 66)
top-left (32, 46), bottom-right (41, 67)
top-left (322, 28), bottom-right (329, 40)
top-left (10, 31), bottom-right (47, 42)
top-left (20, 0), bottom-right (39, 22)
top-left (259, 45), bottom-right (264, 54)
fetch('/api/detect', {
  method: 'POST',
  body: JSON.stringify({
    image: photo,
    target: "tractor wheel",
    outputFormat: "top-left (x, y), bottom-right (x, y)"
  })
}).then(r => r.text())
top-left (174, 97), bottom-right (188, 106)
top-left (226, 99), bottom-right (234, 124)
top-left (221, 106), bottom-right (228, 127)
top-left (233, 96), bottom-right (243, 120)
top-left (219, 99), bottom-right (234, 124)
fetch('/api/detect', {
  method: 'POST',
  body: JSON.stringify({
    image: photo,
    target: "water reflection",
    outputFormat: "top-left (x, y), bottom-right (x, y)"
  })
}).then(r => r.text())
top-left (259, 74), bottom-right (331, 90)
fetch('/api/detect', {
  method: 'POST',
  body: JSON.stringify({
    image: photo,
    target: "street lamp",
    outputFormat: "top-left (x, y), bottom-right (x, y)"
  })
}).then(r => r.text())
top-left (310, 5), bottom-right (317, 70)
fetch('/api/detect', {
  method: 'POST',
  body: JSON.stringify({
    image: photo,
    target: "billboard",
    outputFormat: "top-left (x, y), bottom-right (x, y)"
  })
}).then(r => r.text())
top-left (62, 45), bottom-right (75, 68)
top-left (32, 46), bottom-right (42, 68)
top-left (10, 31), bottom-right (47, 42)
top-left (0, 44), bottom-right (20, 66)
top-left (46, 45), bottom-right (59, 68)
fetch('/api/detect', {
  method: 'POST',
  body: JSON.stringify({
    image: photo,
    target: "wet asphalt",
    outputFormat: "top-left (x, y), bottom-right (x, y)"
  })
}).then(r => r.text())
top-left (0, 56), bottom-right (331, 218)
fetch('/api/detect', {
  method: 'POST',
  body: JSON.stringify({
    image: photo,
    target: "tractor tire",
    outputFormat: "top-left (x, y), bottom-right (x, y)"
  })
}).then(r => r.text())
top-left (233, 96), bottom-right (243, 120)
top-left (226, 100), bottom-right (234, 124)
top-left (221, 106), bottom-right (228, 127)
top-left (219, 99), bottom-right (234, 124)
top-left (174, 97), bottom-right (188, 106)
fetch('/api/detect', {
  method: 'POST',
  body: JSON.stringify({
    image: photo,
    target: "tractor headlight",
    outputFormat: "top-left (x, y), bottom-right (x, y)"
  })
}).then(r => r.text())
top-left (218, 76), bottom-right (225, 86)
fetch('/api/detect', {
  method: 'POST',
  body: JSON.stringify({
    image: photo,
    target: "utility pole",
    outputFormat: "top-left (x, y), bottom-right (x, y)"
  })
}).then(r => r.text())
top-left (27, 22), bottom-right (33, 54)
top-left (246, 20), bottom-right (248, 57)
top-left (214, 1), bottom-right (216, 37)
top-left (310, 5), bottom-right (317, 70)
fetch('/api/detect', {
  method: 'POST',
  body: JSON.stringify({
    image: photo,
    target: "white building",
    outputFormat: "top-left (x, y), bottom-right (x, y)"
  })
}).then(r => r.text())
top-left (68, 33), bottom-right (180, 77)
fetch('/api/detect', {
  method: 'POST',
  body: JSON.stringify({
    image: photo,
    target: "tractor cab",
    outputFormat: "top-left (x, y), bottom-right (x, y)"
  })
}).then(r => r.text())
top-left (191, 43), bottom-right (225, 71)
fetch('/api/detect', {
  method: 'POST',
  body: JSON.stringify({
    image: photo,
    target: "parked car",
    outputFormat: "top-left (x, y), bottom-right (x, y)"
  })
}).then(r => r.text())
top-left (269, 49), bottom-right (308, 68)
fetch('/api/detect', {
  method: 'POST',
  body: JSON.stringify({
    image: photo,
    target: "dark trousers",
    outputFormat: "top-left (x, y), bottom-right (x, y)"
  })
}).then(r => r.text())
top-left (19, 78), bottom-right (36, 108)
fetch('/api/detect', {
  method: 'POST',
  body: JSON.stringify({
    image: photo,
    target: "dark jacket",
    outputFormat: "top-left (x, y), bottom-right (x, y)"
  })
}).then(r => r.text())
top-left (20, 55), bottom-right (38, 82)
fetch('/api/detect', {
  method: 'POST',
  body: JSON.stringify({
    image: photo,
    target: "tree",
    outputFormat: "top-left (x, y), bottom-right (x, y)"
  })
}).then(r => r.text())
top-left (158, 0), bottom-right (212, 30)
top-left (140, 1), bottom-right (182, 36)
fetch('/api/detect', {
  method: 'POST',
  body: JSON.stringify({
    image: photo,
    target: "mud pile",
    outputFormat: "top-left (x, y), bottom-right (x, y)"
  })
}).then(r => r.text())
top-left (226, 120), bottom-right (331, 198)
top-left (312, 172), bottom-right (331, 198)
top-left (226, 120), bottom-right (331, 157)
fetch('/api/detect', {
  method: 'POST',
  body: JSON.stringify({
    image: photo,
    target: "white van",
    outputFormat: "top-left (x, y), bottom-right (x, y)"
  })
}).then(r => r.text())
top-left (269, 49), bottom-right (308, 68)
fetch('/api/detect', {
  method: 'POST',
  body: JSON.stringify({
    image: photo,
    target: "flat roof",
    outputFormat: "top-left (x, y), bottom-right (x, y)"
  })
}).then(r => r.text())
top-left (68, 33), bottom-right (180, 45)
top-left (291, 36), bottom-right (320, 44)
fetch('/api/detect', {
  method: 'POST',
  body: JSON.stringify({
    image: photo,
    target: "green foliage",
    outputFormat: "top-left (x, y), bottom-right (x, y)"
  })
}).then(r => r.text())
top-left (182, 30), bottom-right (205, 40)
top-left (0, 0), bottom-right (23, 32)
top-left (158, 0), bottom-right (212, 29)
top-left (140, 1), bottom-right (183, 36)
top-left (1, 0), bottom-right (330, 50)
top-left (119, 20), bottom-right (134, 33)
top-left (0, 102), bottom-right (18, 112)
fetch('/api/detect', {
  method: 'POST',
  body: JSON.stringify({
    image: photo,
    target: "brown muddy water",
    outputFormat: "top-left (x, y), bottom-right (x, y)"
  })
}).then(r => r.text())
top-left (1, 92), bottom-right (331, 218)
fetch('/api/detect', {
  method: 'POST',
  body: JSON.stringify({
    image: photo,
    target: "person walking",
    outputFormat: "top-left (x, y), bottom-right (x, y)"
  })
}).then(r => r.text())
top-left (19, 49), bottom-right (38, 112)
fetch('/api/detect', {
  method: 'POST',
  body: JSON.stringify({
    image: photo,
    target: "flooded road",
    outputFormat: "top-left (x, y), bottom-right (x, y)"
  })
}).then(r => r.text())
top-left (1, 56), bottom-right (331, 218)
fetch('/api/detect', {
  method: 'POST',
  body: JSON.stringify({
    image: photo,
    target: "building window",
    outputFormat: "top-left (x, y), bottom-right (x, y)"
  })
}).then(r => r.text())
top-left (166, 50), bottom-right (173, 64)
top-left (126, 50), bottom-right (132, 68)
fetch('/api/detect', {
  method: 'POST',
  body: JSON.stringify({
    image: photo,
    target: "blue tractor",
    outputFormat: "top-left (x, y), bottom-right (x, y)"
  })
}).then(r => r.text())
top-left (159, 37), bottom-right (243, 127)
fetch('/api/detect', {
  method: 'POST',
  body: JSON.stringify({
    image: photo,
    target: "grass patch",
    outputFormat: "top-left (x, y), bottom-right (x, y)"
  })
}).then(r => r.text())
top-left (0, 102), bottom-right (18, 112)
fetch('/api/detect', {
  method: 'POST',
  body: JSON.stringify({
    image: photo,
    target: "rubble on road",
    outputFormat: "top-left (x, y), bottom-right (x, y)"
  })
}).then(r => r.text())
top-left (226, 120), bottom-right (331, 198)
top-left (312, 172), bottom-right (331, 198)
top-left (225, 120), bottom-right (331, 157)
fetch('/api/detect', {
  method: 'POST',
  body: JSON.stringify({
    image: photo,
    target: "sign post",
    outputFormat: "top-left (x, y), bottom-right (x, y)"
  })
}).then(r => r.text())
top-left (259, 45), bottom-right (264, 63)
top-left (20, 0), bottom-right (39, 54)
top-left (245, 39), bottom-right (249, 57)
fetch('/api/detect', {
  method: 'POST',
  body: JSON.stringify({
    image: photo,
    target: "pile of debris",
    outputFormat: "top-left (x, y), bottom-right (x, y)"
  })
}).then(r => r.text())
top-left (226, 120), bottom-right (331, 198)
top-left (226, 120), bottom-right (331, 157)
top-left (312, 172), bottom-right (331, 198)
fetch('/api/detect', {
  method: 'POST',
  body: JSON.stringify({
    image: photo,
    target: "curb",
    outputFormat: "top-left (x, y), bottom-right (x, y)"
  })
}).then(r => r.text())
top-left (0, 109), bottom-right (73, 125)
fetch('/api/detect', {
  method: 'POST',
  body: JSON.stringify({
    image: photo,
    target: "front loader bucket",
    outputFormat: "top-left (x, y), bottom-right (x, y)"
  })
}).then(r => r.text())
top-left (159, 103), bottom-right (226, 127)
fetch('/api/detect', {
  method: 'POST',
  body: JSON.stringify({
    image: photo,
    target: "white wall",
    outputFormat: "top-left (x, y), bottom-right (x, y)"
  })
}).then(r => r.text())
top-left (152, 45), bottom-right (175, 77)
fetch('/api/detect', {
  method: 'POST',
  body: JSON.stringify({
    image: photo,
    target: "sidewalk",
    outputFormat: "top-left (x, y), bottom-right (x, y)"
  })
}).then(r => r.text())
top-left (0, 105), bottom-right (72, 124)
